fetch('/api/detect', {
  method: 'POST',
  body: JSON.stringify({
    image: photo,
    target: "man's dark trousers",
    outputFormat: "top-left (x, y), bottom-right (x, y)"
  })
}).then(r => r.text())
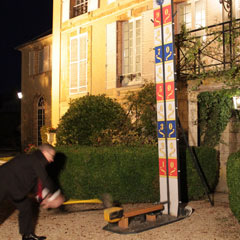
top-left (0, 181), bottom-right (34, 235)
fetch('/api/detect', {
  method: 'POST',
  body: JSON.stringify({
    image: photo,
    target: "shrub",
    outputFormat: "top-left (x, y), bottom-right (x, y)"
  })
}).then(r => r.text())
top-left (124, 83), bottom-right (157, 140)
top-left (56, 95), bottom-right (129, 145)
top-left (91, 128), bottom-right (157, 147)
top-left (227, 151), bottom-right (240, 222)
top-left (54, 145), bottom-right (218, 203)
top-left (56, 145), bottom-right (159, 203)
top-left (180, 146), bottom-right (219, 201)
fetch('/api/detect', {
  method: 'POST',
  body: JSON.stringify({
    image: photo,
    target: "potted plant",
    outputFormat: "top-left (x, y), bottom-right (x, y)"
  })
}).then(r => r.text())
top-left (46, 127), bottom-right (57, 146)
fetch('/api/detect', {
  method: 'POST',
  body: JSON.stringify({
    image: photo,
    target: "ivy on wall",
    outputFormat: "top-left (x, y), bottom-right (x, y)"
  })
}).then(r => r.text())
top-left (198, 89), bottom-right (240, 148)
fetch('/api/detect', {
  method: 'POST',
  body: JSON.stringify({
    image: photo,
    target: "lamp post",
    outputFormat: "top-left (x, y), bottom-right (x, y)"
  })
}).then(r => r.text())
top-left (219, 0), bottom-right (232, 20)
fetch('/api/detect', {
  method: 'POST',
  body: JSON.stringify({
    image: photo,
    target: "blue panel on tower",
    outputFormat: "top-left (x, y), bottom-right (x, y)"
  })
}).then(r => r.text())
top-left (167, 120), bottom-right (176, 138)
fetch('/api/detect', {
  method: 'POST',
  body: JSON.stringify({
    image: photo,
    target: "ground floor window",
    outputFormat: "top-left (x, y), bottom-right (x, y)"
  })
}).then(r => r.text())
top-left (37, 97), bottom-right (45, 145)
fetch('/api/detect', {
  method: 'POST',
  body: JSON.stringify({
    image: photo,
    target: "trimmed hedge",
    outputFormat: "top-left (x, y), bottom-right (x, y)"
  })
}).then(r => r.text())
top-left (53, 145), bottom-right (219, 203)
top-left (55, 145), bottom-right (159, 203)
top-left (227, 151), bottom-right (240, 222)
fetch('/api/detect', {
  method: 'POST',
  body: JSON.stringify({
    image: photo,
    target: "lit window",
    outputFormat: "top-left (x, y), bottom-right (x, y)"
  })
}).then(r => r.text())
top-left (73, 0), bottom-right (88, 17)
top-left (178, 0), bottom-right (206, 32)
top-left (195, 1), bottom-right (206, 28)
top-left (179, 3), bottom-right (192, 30)
top-left (121, 18), bottom-right (142, 87)
top-left (37, 97), bottom-right (45, 146)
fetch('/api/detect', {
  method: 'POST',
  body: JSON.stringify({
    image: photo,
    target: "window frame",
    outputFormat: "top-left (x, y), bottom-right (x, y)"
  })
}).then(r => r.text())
top-left (177, 0), bottom-right (206, 33)
top-left (37, 97), bottom-right (45, 146)
top-left (73, 0), bottom-right (88, 17)
top-left (121, 17), bottom-right (142, 87)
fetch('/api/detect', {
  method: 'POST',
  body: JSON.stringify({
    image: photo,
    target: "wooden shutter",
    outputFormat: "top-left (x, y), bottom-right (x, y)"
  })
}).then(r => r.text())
top-left (62, 0), bottom-right (70, 23)
top-left (79, 33), bottom-right (88, 92)
top-left (116, 21), bottom-right (123, 87)
top-left (70, 37), bottom-right (78, 94)
top-left (38, 49), bottom-right (44, 73)
top-left (88, 0), bottom-right (99, 12)
top-left (106, 22), bottom-right (117, 89)
top-left (29, 51), bottom-right (34, 76)
top-left (43, 45), bottom-right (50, 72)
top-left (70, 34), bottom-right (88, 94)
top-left (141, 10), bottom-right (154, 82)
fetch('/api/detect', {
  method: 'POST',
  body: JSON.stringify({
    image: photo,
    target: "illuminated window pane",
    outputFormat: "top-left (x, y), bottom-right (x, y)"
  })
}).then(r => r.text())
top-left (122, 18), bottom-right (142, 80)
top-left (195, 1), bottom-right (206, 28)
top-left (37, 97), bottom-right (45, 145)
top-left (73, 0), bottom-right (88, 17)
top-left (179, 4), bottom-right (191, 30)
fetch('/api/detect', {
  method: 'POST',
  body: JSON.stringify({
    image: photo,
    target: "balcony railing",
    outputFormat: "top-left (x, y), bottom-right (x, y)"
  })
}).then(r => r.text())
top-left (175, 18), bottom-right (240, 79)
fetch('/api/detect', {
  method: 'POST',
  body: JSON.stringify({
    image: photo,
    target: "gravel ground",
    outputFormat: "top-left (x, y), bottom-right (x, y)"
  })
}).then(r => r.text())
top-left (1, 194), bottom-right (240, 240)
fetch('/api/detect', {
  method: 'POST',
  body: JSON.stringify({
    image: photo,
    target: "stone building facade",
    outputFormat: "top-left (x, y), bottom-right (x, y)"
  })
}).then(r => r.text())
top-left (18, 0), bottom-right (240, 192)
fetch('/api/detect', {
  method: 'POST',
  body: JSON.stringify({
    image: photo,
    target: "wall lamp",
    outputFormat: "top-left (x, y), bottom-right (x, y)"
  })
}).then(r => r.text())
top-left (17, 92), bottom-right (23, 99)
top-left (233, 96), bottom-right (240, 110)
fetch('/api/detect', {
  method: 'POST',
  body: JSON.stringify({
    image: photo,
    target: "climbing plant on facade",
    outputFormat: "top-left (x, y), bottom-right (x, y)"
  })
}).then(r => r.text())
top-left (198, 89), bottom-right (240, 148)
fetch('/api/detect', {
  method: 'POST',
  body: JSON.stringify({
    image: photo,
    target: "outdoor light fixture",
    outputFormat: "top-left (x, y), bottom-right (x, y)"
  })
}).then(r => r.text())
top-left (219, 0), bottom-right (232, 19)
top-left (233, 96), bottom-right (240, 110)
top-left (17, 92), bottom-right (23, 99)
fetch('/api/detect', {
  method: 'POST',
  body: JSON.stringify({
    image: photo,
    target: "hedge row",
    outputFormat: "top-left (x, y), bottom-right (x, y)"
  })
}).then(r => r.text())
top-left (51, 145), bottom-right (219, 203)
top-left (227, 151), bottom-right (240, 222)
top-left (53, 145), bottom-right (159, 203)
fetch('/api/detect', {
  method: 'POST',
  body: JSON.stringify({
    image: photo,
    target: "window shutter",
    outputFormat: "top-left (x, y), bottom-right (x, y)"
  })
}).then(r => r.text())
top-left (38, 49), bottom-right (44, 73)
top-left (34, 51), bottom-right (38, 75)
top-left (70, 34), bottom-right (88, 94)
top-left (141, 10), bottom-right (154, 82)
top-left (116, 21), bottom-right (123, 88)
top-left (88, 0), bottom-right (99, 12)
top-left (106, 22), bottom-right (117, 89)
top-left (79, 34), bottom-right (87, 92)
top-left (49, 44), bottom-right (52, 70)
top-left (70, 37), bottom-right (78, 94)
top-left (62, 0), bottom-right (70, 23)
top-left (29, 51), bottom-right (34, 76)
top-left (43, 46), bottom-right (50, 72)
top-left (30, 51), bottom-right (37, 75)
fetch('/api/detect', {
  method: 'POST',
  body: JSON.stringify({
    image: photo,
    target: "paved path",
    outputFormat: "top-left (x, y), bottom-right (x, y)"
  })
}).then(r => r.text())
top-left (0, 194), bottom-right (239, 240)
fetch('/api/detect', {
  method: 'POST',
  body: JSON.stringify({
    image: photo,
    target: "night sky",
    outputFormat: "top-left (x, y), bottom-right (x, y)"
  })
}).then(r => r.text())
top-left (0, 1), bottom-right (53, 95)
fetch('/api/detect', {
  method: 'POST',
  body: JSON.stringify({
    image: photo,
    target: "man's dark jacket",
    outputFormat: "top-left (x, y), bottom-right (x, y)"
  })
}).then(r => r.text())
top-left (0, 150), bottom-right (56, 201)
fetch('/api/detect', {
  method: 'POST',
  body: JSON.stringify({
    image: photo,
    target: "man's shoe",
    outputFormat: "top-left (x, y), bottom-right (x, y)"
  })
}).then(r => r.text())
top-left (22, 233), bottom-right (47, 240)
